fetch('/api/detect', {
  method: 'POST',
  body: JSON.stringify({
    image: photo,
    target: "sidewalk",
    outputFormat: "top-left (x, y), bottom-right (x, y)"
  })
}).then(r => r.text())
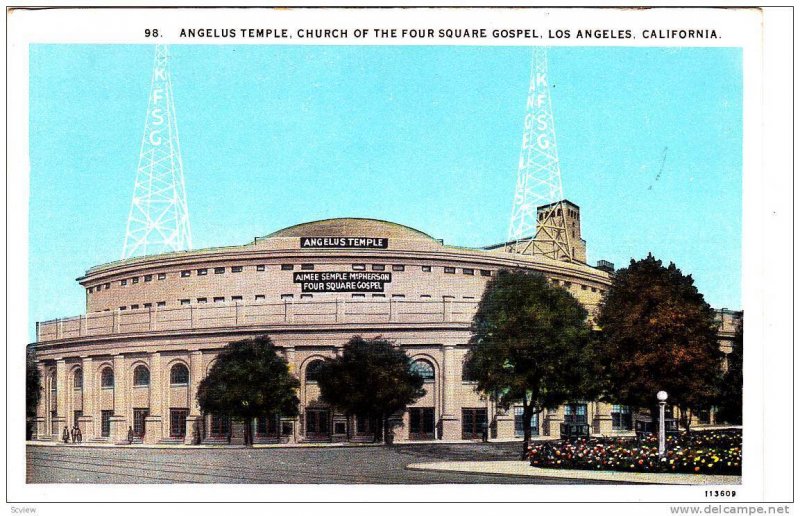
top-left (406, 460), bottom-right (741, 485)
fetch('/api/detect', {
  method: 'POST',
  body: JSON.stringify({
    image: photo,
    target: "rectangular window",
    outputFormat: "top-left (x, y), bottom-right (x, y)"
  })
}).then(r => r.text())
top-left (88, 287), bottom-right (93, 293)
top-left (157, 273), bottom-right (166, 280)
top-left (372, 294), bottom-right (386, 298)
top-left (551, 279), bottom-right (559, 285)
top-left (208, 414), bottom-right (231, 437)
top-left (564, 403), bottom-right (588, 425)
top-left (611, 405), bottom-right (632, 431)
top-left (143, 303), bottom-right (152, 308)
top-left (132, 277), bottom-right (139, 284)
top-left (591, 287), bottom-right (597, 293)
top-left (581, 284), bottom-right (587, 290)
top-left (120, 279), bottom-right (128, 286)
top-left (351, 293), bottom-right (365, 298)
top-left (514, 406), bottom-right (540, 437)
top-left (461, 408), bottom-right (488, 440)
top-left (181, 270), bottom-right (191, 278)
top-left (372, 264), bottom-right (386, 271)
top-left (256, 415), bottom-right (278, 437)
top-left (420, 294), bottom-right (431, 299)
top-left (180, 299), bottom-right (190, 305)
top-left (355, 415), bottom-right (372, 435)
top-left (463, 296), bottom-right (475, 300)
top-left (409, 407), bottom-right (435, 439)
top-left (352, 264), bottom-right (366, 271)
top-left (213, 297), bottom-right (225, 303)
top-left (392, 265), bottom-right (405, 272)
top-left (169, 409), bottom-right (188, 438)
top-left (133, 408), bottom-right (149, 437)
top-left (392, 294), bottom-right (405, 299)
top-left (442, 295), bottom-right (455, 301)
top-left (444, 267), bottom-right (455, 274)
top-left (157, 301), bottom-right (166, 307)
top-left (281, 264), bottom-right (294, 271)
top-left (101, 410), bottom-right (113, 437)
top-left (281, 294), bottom-right (294, 300)
top-left (299, 294), bottom-right (312, 299)
top-left (256, 265), bottom-right (266, 272)
top-left (564, 281), bottom-right (572, 288)
top-left (255, 295), bottom-right (265, 301)
top-left (300, 264), bottom-right (314, 270)
top-left (130, 304), bottom-right (139, 310)
top-left (197, 269), bottom-right (208, 276)
top-left (421, 265), bottom-right (432, 272)
top-left (119, 306), bottom-right (127, 311)
top-left (231, 266), bottom-right (243, 273)
top-left (463, 268), bottom-right (474, 275)
top-left (214, 267), bottom-right (225, 275)
top-left (231, 295), bottom-right (243, 301)
top-left (144, 274), bottom-right (153, 282)
top-left (197, 298), bottom-right (207, 304)
top-left (480, 269), bottom-right (492, 277)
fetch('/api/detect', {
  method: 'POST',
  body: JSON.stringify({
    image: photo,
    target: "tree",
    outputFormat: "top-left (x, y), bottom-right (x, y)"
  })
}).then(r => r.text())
top-left (26, 346), bottom-right (42, 439)
top-left (316, 336), bottom-right (425, 443)
top-left (716, 317), bottom-right (743, 425)
top-left (596, 254), bottom-right (724, 431)
top-left (197, 335), bottom-right (300, 445)
top-left (464, 269), bottom-right (598, 458)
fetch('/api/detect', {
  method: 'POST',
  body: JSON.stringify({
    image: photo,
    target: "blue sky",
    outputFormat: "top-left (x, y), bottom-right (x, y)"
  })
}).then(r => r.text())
top-left (28, 44), bottom-right (742, 338)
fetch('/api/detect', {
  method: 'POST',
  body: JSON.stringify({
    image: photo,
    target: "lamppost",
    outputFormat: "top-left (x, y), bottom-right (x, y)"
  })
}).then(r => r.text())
top-left (657, 390), bottom-right (668, 457)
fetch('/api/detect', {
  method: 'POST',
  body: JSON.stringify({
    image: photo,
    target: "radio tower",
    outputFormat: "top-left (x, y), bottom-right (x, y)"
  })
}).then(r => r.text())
top-left (122, 44), bottom-right (192, 259)
top-left (506, 47), bottom-right (573, 261)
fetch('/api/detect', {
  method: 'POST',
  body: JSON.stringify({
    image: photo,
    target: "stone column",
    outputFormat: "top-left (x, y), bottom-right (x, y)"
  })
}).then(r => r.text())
top-left (592, 402), bottom-right (613, 436)
top-left (53, 360), bottom-right (67, 440)
top-left (144, 352), bottom-right (163, 444)
top-left (494, 404), bottom-right (515, 440)
top-left (184, 351), bottom-right (203, 444)
top-left (110, 355), bottom-right (128, 443)
top-left (79, 357), bottom-right (94, 439)
top-left (440, 344), bottom-right (460, 440)
top-left (34, 362), bottom-right (47, 439)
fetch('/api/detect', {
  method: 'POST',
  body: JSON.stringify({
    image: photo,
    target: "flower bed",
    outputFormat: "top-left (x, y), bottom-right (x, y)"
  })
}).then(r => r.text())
top-left (528, 429), bottom-right (741, 475)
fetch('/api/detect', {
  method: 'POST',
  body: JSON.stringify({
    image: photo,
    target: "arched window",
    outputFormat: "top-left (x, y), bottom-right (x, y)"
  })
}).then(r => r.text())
top-left (411, 359), bottom-right (435, 381)
top-left (305, 359), bottom-right (325, 383)
top-left (100, 367), bottom-right (114, 388)
top-left (73, 368), bottom-right (83, 389)
top-left (170, 364), bottom-right (189, 385)
top-left (133, 365), bottom-right (150, 387)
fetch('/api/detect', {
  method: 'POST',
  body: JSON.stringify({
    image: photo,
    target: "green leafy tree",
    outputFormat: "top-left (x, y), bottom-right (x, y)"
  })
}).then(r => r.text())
top-left (464, 269), bottom-right (598, 458)
top-left (596, 254), bottom-right (724, 431)
top-left (26, 346), bottom-right (42, 438)
top-left (197, 335), bottom-right (300, 445)
top-left (716, 318), bottom-right (743, 425)
top-left (317, 336), bottom-right (425, 443)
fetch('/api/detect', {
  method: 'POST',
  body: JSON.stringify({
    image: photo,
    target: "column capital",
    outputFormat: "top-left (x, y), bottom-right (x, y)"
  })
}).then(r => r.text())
top-left (189, 350), bottom-right (203, 357)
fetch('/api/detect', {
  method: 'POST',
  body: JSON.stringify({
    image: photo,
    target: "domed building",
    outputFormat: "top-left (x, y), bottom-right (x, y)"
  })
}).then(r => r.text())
top-left (30, 206), bottom-right (738, 444)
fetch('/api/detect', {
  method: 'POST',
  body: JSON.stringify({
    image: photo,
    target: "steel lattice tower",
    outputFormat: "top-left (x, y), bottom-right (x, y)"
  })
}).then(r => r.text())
top-left (122, 44), bottom-right (192, 259)
top-left (506, 47), bottom-right (573, 261)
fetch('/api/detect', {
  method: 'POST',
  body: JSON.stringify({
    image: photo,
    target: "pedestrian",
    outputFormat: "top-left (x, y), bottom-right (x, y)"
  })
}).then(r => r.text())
top-left (71, 424), bottom-right (77, 443)
top-left (127, 426), bottom-right (134, 444)
top-left (75, 427), bottom-right (82, 444)
top-left (62, 426), bottom-right (70, 444)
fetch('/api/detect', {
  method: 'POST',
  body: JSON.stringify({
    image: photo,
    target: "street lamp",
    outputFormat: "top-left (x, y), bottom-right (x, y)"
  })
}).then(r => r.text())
top-left (657, 390), bottom-right (668, 457)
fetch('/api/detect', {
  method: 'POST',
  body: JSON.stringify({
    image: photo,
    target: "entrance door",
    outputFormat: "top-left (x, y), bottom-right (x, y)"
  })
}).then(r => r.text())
top-left (133, 408), bottom-right (149, 438)
top-left (170, 408), bottom-right (188, 438)
top-left (409, 407), bottom-right (435, 440)
top-left (462, 408), bottom-right (487, 439)
top-left (305, 409), bottom-right (330, 440)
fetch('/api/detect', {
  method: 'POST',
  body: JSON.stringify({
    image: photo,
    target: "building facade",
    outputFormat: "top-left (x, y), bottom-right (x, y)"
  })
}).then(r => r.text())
top-left (30, 206), bottom-right (740, 444)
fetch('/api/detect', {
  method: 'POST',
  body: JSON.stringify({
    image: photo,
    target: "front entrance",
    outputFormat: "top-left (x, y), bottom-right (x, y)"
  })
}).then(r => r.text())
top-left (305, 409), bottom-right (330, 440)
top-left (461, 408), bottom-right (488, 440)
top-left (133, 408), bottom-right (149, 438)
top-left (409, 407), bottom-right (435, 440)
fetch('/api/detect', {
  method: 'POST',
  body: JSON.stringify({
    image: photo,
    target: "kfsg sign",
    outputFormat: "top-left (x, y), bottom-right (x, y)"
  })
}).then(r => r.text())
top-left (293, 272), bottom-right (392, 293)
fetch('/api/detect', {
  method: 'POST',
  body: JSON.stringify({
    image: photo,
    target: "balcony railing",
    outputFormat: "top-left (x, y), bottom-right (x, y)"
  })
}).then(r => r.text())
top-left (35, 299), bottom-right (481, 342)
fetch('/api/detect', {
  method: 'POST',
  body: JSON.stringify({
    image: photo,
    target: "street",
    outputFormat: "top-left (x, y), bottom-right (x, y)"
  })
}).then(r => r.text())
top-left (26, 442), bottom-right (623, 484)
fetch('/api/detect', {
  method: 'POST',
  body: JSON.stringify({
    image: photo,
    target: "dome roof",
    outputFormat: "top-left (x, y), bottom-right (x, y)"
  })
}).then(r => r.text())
top-left (263, 218), bottom-right (436, 241)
